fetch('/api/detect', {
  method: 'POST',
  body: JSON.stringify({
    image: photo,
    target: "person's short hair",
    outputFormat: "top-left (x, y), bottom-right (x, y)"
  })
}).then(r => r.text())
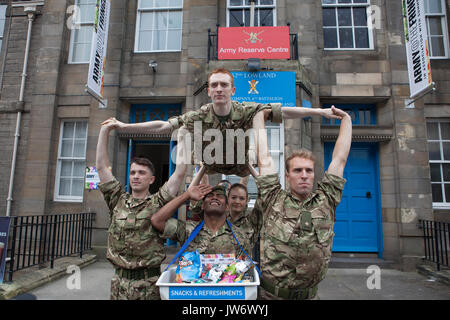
top-left (228, 183), bottom-right (248, 201)
top-left (285, 149), bottom-right (316, 173)
top-left (130, 157), bottom-right (155, 176)
top-left (208, 68), bottom-right (235, 88)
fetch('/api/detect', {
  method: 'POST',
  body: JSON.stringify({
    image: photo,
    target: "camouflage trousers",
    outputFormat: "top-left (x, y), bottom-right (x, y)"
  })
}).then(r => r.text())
top-left (110, 274), bottom-right (160, 300)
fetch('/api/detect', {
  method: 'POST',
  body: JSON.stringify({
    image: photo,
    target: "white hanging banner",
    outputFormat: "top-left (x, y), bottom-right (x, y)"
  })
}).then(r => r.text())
top-left (87, 0), bottom-right (111, 101)
top-left (402, 0), bottom-right (433, 99)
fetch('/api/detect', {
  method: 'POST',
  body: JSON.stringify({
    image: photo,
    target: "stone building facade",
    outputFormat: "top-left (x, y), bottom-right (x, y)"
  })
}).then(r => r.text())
top-left (0, 0), bottom-right (449, 271)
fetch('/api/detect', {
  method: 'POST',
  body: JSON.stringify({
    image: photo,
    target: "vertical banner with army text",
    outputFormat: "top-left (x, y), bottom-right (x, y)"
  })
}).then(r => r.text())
top-left (402, 0), bottom-right (432, 98)
top-left (0, 217), bottom-right (11, 284)
top-left (87, 0), bottom-right (111, 101)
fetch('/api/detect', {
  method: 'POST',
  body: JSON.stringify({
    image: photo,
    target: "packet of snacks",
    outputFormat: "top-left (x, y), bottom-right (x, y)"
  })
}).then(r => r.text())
top-left (175, 250), bottom-right (202, 283)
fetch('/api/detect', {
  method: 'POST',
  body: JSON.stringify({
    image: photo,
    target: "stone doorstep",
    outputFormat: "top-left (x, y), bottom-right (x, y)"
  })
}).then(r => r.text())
top-left (0, 254), bottom-right (97, 300)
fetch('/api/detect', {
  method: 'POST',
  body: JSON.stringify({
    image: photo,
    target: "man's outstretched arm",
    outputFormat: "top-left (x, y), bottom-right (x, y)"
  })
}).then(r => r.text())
top-left (252, 111), bottom-right (276, 176)
top-left (101, 117), bottom-right (172, 134)
top-left (327, 106), bottom-right (352, 178)
top-left (282, 106), bottom-right (342, 120)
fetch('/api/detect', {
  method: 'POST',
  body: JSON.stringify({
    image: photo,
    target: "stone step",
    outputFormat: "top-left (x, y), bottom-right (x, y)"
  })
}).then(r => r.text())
top-left (329, 255), bottom-right (396, 269)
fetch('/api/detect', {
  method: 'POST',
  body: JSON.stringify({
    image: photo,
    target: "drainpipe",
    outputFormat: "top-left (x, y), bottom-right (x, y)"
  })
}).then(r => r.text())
top-left (6, 5), bottom-right (37, 217)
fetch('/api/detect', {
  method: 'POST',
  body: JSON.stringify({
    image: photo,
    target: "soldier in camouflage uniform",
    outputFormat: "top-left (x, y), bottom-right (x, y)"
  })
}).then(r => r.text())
top-left (104, 68), bottom-right (341, 177)
top-left (151, 165), bottom-right (253, 257)
top-left (96, 121), bottom-right (190, 300)
top-left (251, 106), bottom-right (352, 300)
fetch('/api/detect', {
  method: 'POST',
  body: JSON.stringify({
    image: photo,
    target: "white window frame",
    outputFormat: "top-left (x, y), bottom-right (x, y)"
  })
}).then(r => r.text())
top-left (68, 0), bottom-right (96, 64)
top-left (134, 0), bottom-right (184, 53)
top-left (425, 0), bottom-right (449, 59)
top-left (427, 120), bottom-right (450, 209)
top-left (322, 0), bottom-right (374, 51)
top-left (223, 122), bottom-right (285, 208)
top-left (226, 0), bottom-right (277, 27)
top-left (54, 120), bottom-right (89, 203)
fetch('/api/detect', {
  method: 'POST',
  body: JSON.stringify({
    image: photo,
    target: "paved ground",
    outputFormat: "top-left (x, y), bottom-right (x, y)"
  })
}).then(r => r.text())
top-left (12, 260), bottom-right (450, 300)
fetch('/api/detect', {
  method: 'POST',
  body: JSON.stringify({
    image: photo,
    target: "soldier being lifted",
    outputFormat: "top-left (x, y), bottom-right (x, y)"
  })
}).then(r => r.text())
top-left (101, 68), bottom-right (342, 177)
top-left (250, 105), bottom-right (352, 300)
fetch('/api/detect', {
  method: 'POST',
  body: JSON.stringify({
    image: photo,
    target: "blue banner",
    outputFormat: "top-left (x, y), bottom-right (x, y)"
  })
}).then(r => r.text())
top-left (0, 217), bottom-right (11, 284)
top-left (169, 286), bottom-right (246, 300)
top-left (231, 71), bottom-right (296, 107)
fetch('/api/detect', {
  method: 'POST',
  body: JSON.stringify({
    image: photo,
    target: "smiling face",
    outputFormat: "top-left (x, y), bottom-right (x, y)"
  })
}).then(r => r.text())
top-left (202, 190), bottom-right (228, 217)
top-left (285, 157), bottom-right (315, 201)
top-left (207, 72), bottom-right (236, 108)
top-left (228, 186), bottom-right (248, 216)
top-left (129, 163), bottom-right (155, 195)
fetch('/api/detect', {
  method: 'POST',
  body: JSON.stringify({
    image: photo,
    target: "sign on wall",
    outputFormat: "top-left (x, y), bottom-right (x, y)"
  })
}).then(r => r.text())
top-left (218, 26), bottom-right (290, 60)
top-left (402, 0), bottom-right (433, 98)
top-left (87, 0), bottom-right (111, 101)
top-left (85, 166), bottom-right (100, 190)
top-left (231, 71), bottom-right (296, 107)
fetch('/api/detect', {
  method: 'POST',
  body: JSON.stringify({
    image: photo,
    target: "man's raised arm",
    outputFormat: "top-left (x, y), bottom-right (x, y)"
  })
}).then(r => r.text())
top-left (96, 121), bottom-right (115, 184)
top-left (101, 117), bottom-right (172, 135)
top-left (327, 106), bottom-right (352, 178)
top-left (252, 111), bottom-right (276, 176)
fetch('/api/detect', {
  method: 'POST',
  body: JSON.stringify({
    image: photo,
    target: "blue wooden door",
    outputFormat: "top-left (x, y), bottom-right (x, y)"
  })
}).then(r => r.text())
top-left (324, 142), bottom-right (382, 254)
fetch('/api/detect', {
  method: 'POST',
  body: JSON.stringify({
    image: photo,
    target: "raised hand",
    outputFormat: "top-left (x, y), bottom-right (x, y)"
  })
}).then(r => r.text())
top-left (101, 117), bottom-right (124, 131)
top-left (187, 184), bottom-right (213, 201)
top-left (321, 106), bottom-right (347, 120)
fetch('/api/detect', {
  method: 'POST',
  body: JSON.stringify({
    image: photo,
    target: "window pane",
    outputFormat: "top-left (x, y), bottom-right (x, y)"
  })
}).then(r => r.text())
top-left (61, 140), bottom-right (73, 157)
top-left (167, 30), bottom-right (181, 50)
top-left (244, 9), bottom-right (251, 26)
top-left (72, 179), bottom-right (84, 197)
top-left (432, 184), bottom-right (443, 202)
top-left (445, 184), bottom-right (450, 202)
top-left (427, 122), bottom-right (439, 140)
top-left (428, 17), bottom-right (443, 36)
top-left (73, 140), bottom-right (86, 157)
top-left (428, 142), bottom-right (441, 160)
top-left (322, 0), bottom-right (336, 4)
top-left (355, 27), bottom-right (369, 48)
top-left (140, 0), bottom-right (154, 9)
top-left (154, 0), bottom-right (168, 7)
top-left (431, 37), bottom-right (445, 57)
top-left (443, 164), bottom-right (450, 182)
top-left (168, 11), bottom-right (182, 29)
top-left (73, 161), bottom-right (85, 177)
top-left (230, 10), bottom-right (243, 26)
top-left (443, 142), bottom-right (450, 160)
top-left (75, 122), bottom-right (87, 138)
top-left (73, 44), bottom-right (91, 63)
top-left (324, 28), bottom-right (338, 48)
top-left (338, 8), bottom-right (352, 26)
top-left (260, 0), bottom-right (274, 4)
top-left (339, 28), bottom-right (354, 48)
top-left (79, 4), bottom-right (96, 23)
top-left (323, 8), bottom-right (337, 26)
top-left (61, 161), bottom-right (73, 177)
top-left (140, 12), bottom-right (154, 30)
top-left (426, 0), bottom-right (442, 14)
top-left (59, 178), bottom-right (71, 196)
top-left (139, 30), bottom-right (152, 51)
top-left (259, 9), bottom-right (273, 26)
top-left (441, 122), bottom-right (450, 140)
top-left (230, 0), bottom-right (243, 5)
top-left (155, 11), bottom-right (168, 30)
top-left (338, 0), bottom-right (351, 3)
top-left (353, 0), bottom-right (368, 3)
top-left (63, 122), bottom-right (75, 138)
top-left (353, 7), bottom-right (367, 26)
top-left (154, 30), bottom-right (166, 50)
top-left (268, 128), bottom-right (280, 150)
top-left (169, 0), bottom-right (183, 7)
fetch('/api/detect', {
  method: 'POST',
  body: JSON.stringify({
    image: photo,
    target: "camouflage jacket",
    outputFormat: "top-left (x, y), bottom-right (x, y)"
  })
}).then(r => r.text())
top-left (255, 172), bottom-right (346, 289)
top-left (162, 218), bottom-right (253, 257)
top-left (99, 178), bottom-right (174, 270)
top-left (228, 198), bottom-right (263, 250)
top-left (168, 101), bottom-right (282, 177)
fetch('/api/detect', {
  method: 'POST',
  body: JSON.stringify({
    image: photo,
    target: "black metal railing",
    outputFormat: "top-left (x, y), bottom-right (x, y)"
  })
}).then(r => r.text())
top-left (5, 213), bottom-right (95, 282)
top-left (207, 24), bottom-right (299, 62)
top-left (419, 219), bottom-right (449, 271)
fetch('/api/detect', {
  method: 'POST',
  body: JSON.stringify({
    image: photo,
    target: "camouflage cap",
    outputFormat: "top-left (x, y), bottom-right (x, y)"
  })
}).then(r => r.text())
top-left (205, 185), bottom-right (228, 199)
